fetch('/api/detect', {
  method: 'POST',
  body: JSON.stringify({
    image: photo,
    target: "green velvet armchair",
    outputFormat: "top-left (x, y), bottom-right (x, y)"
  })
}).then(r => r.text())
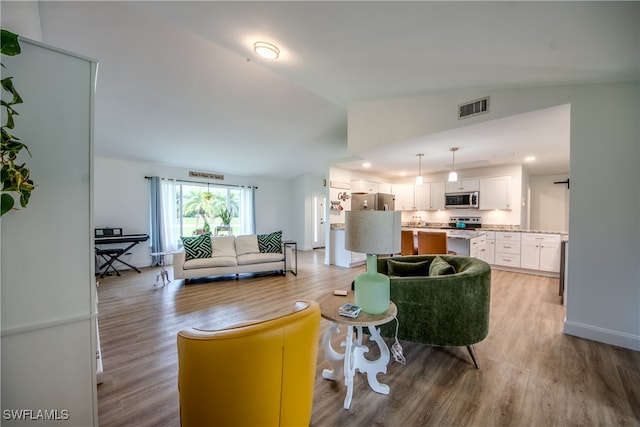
top-left (376, 255), bottom-right (491, 368)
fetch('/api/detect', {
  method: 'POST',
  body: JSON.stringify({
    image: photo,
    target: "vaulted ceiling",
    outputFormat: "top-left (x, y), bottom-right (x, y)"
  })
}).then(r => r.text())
top-left (14, 1), bottom-right (640, 179)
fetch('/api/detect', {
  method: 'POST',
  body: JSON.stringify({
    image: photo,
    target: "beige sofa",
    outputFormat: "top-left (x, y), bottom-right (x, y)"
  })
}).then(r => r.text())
top-left (173, 234), bottom-right (285, 282)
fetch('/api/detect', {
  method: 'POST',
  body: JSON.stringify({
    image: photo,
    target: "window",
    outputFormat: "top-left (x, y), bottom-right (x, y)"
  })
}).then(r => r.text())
top-left (175, 183), bottom-right (254, 238)
top-left (149, 178), bottom-right (255, 254)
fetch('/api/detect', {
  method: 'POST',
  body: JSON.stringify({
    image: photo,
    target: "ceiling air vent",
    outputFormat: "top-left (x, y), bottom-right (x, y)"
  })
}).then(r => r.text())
top-left (458, 97), bottom-right (489, 119)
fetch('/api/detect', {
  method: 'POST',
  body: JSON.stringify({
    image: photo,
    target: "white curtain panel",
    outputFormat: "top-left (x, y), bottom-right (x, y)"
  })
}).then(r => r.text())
top-left (161, 179), bottom-right (179, 253)
top-left (239, 186), bottom-right (256, 235)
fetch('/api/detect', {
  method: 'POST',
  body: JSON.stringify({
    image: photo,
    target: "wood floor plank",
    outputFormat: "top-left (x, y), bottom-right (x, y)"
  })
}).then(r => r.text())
top-left (96, 250), bottom-right (640, 426)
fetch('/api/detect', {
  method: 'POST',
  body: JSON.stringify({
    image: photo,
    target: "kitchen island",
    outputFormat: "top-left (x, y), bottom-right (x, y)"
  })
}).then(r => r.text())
top-left (329, 226), bottom-right (366, 268)
top-left (401, 224), bottom-right (568, 277)
top-left (402, 227), bottom-right (484, 257)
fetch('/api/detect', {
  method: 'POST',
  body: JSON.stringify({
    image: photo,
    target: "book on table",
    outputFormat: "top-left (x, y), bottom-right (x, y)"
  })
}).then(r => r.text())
top-left (339, 303), bottom-right (361, 318)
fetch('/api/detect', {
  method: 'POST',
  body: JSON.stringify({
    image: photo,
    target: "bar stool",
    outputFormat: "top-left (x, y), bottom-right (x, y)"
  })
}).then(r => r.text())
top-left (401, 230), bottom-right (417, 255)
top-left (417, 231), bottom-right (448, 255)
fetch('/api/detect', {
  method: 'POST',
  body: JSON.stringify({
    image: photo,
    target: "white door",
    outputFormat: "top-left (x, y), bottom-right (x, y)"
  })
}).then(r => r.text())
top-left (312, 192), bottom-right (326, 248)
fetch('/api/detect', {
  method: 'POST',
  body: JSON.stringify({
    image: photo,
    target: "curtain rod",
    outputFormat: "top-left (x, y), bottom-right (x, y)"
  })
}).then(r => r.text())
top-left (144, 176), bottom-right (258, 189)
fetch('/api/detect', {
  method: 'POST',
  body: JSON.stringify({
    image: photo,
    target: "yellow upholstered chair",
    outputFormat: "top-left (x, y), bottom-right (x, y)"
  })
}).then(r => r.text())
top-left (177, 300), bottom-right (321, 427)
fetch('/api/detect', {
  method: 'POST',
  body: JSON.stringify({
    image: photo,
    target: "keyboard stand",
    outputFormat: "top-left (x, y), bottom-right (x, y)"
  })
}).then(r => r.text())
top-left (95, 241), bottom-right (143, 278)
top-left (96, 248), bottom-right (126, 277)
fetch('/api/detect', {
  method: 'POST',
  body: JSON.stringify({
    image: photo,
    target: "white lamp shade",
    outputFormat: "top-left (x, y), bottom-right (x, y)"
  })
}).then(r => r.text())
top-left (448, 171), bottom-right (458, 182)
top-left (345, 210), bottom-right (401, 255)
top-left (416, 175), bottom-right (424, 185)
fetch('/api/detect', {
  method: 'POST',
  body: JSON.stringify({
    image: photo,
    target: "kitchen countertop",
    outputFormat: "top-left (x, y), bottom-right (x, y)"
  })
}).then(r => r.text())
top-left (402, 227), bottom-right (484, 240)
top-left (402, 225), bottom-right (567, 236)
top-left (335, 222), bottom-right (567, 238)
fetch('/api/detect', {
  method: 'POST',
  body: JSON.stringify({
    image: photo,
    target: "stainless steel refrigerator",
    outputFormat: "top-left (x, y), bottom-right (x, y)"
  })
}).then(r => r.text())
top-left (351, 193), bottom-right (396, 211)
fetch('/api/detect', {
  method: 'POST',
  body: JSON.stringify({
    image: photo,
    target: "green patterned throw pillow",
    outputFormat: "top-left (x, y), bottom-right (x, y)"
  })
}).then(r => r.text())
top-left (257, 231), bottom-right (282, 253)
top-left (181, 233), bottom-right (212, 260)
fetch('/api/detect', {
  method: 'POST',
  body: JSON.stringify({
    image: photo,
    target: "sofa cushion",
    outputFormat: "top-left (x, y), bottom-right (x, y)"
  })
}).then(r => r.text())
top-left (181, 233), bottom-right (212, 260)
top-left (257, 230), bottom-right (282, 253)
top-left (387, 259), bottom-right (430, 277)
top-left (429, 256), bottom-right (456, 276)
top-left (235, 235), bottom-right (260, 256)
top-left (237, 253), bottom-right (284, 266)
top-left (212, 236), bottom-right (237, 258)
top-left (184, 256), bottom-right (238, 270)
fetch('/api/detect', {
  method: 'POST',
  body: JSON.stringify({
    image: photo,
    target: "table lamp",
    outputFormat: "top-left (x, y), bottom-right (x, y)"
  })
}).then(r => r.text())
top-left (345, 210), bottom-right (401, 314)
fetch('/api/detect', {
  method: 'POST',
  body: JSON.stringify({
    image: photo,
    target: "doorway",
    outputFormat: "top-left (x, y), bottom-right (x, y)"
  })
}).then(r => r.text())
top-left (312, 192), bottom-right (326, 248)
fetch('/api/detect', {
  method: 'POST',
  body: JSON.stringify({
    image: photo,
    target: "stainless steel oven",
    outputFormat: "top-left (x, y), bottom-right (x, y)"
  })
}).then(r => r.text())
top-left (445, 191), bottom-right (479, 209)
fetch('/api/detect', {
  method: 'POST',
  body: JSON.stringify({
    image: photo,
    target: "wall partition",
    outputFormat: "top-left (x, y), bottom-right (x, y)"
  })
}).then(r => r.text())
top-left (1, 38), bottom-right (98, 426)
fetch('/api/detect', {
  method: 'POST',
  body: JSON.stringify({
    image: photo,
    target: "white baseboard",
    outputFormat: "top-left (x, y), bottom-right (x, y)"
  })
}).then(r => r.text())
top-left (564, 319), bottom-right (640, 351)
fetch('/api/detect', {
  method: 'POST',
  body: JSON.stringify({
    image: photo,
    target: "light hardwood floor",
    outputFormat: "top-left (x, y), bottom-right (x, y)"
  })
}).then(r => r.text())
top-left (96, 250), bottom-right (640, 426)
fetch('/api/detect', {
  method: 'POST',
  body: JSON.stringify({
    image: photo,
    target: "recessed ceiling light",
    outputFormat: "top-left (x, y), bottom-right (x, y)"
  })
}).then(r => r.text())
top-left (253, 41), bottom-right (280, 59)
top-left (362, 162), bottom-right (371, 168)
top-left (525, 156), bottom-right (536, 162)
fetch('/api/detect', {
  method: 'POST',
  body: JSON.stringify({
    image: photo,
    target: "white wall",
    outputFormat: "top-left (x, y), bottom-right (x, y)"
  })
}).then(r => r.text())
top-left (347, 81), bottom-right (640, 350)
top-left (529, 174), bottom-right (569, 232)
top-left (0, 1), bottom-right (43, 41)
top-left (327, 166), bottom-right (354, 225)
top-left (1, 40), bottom-right (98, 426)
top-left (565, 83), bottom-right (639, 350)
top-left (95, 157), bottom-right (294, 269)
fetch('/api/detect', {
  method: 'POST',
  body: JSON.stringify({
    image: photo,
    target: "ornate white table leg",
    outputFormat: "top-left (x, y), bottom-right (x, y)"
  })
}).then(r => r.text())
top-left (318, 294), bottom-right (397, 410)
top-left (342, 326), bottom-right (356, 409)
top-left (321, 321), bottom-right (344, 381)
top-left (352, 325), bottom-right (391, 395)
top-left (161, 266), bottom-right (170, 286)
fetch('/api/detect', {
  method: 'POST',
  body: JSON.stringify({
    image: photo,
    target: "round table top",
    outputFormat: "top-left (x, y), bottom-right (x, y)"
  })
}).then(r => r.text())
top-left (317, 291), bottom-right (397, 326)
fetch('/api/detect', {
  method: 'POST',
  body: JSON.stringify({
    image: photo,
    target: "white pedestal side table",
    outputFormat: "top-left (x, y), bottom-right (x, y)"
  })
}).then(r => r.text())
top-left (318, 291), bottom-right (397, 409)
top-left (149, 251), bottom-right (174, 286)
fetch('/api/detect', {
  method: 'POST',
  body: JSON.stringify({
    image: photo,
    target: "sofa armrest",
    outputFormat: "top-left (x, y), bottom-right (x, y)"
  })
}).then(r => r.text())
top-left (173, 250), bottom-right (187, 279)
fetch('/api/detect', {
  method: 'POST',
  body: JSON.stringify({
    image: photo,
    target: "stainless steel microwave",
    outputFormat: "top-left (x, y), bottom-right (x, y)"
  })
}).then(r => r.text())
top-left (445, 191), bottom-right (479, 209)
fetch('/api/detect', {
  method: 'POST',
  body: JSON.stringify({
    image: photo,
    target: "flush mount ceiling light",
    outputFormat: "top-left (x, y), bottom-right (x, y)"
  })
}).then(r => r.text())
top-left (415, 153), bottom-right (424, 185)
top-left (448, 147), bottom-right (459, 182)
top-left (253, 41), bottom-right (280, 59)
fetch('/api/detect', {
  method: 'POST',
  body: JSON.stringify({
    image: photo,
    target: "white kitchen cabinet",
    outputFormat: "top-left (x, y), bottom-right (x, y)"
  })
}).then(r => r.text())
top-left (446, 179), bottom-right (479, 193)
top-left (494, 232), bottom-right (521, 268)
top-left (414, 183), bottom-right (431, 210)
top-left (470, 235), bottom-right (487, 261)
top-left (430, 182), bottom-right (446, 210)
top-left (351, 251), bottom-right (367, 265)
top-left (480, 176), bottom-right (512, 210)
top-left (351, 180), bottom-right (378, 194)
top-left (484, 231), bottom-right (496, 265)
top-left (393, 183), bottom-right (415, 210)
top-left (330, 229), bottom-right (366, 267)
top-left (415, 182), bottom-right (445, 210)
top-left (521, 233), bottom-right (561, 272)
top-left (378, 183), bottom-right (392, 194)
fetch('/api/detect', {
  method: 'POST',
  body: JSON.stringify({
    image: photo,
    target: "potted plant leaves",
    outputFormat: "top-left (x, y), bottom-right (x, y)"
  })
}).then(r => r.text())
top-left (218, 207), bottom-right (233, 226)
